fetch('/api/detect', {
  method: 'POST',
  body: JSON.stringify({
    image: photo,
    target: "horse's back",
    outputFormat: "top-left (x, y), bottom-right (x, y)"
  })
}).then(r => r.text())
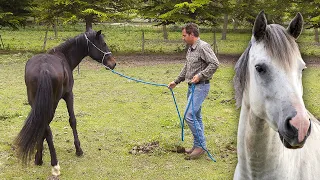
top-left (25, 53), bottom-right (71, 104)
top-left (25, 54), bottom-right (65, 75)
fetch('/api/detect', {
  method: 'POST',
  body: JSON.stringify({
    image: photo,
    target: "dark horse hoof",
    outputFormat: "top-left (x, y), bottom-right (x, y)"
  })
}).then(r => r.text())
top-left (34, 160), bottom-right (43, 166)
top-left (76, 149), bottom-right (83, 156)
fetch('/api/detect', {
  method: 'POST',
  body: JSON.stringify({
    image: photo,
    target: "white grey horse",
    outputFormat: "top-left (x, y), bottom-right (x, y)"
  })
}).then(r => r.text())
top-left (233, 11), bottom-right (320, 180)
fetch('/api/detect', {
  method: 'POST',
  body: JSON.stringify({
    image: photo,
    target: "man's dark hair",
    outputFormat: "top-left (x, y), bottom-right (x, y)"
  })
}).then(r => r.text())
top-left (182, 23), bottom-right (200, 37)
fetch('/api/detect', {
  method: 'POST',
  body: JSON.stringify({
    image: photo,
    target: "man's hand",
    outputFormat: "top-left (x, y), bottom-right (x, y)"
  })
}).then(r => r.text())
top-left (191, 74), bottom-right (200, 84)
top-left (168, 81), bottom-right (177, 89)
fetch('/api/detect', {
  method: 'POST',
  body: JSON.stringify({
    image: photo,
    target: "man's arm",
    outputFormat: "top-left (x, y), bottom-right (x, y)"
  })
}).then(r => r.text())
top-left (174, 62), bottom-right (187, 84)
top-left (198, 43), bottom-right (219, 80)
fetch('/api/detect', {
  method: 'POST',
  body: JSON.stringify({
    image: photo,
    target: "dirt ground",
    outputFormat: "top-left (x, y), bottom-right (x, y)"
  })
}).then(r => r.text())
top-left (112, 53), bottom-right (320, 67)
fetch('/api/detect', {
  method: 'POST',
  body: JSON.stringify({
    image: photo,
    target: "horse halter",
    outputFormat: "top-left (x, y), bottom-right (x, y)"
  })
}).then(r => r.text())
top-left (84, 33), bottom-right (112, 67)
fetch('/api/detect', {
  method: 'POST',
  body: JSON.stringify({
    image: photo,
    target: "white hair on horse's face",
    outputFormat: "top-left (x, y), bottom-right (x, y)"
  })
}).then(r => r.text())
top-left (247, 36), bottom-right (306, 131)
top-left (234, 11), bottom-right (311, 148)
top-left (234, 11), bottom-right (320, 180)
top-left (234, 24), bottom-right (306, 108)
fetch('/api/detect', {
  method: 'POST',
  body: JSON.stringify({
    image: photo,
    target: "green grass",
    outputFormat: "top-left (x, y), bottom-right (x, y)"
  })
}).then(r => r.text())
top-left (0, 54), bottom-right (238, 179)
top-left (0, 53), bottom-right (319, 179)
top-left (0, 24), bottom-right (319, 56)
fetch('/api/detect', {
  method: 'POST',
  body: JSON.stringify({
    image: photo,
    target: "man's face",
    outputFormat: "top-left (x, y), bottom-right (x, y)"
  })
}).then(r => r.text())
top-left (182, 29), bottom-right (194, 45)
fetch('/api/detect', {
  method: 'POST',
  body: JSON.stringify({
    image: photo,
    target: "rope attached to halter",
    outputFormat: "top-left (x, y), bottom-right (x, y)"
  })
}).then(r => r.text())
top-left (104, 66), bottom-right (185, 142)
top-left (85, 32), bottom-right (215, 161)
top-left (103, 68), bottom-right (216, 162)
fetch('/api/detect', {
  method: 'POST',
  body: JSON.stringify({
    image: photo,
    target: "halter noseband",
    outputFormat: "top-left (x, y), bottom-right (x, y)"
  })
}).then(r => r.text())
top-left (84, 33), bottom-right (112, 66)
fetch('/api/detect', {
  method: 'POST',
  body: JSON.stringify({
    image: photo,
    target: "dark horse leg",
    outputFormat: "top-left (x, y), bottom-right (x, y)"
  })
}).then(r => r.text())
top-left (45, 126), bottom-right (60, 176)
top-left (34, 136), bottom-right (45, 165)
top-left (64, 91), bottom-right (83, 156)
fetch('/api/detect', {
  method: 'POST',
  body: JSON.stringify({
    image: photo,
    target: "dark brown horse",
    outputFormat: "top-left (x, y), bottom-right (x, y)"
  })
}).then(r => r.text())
top-left (14, 30), bottom-right (116, 176)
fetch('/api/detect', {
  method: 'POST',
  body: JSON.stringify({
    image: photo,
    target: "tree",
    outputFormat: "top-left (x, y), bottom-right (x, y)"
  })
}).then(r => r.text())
top-left (139, 0), bottom-right (225, 40)
top-left (291, 0), bottom-right (320, 43)
top-left (0, 0), bottom-right (32, 29)
top-left (56, 0), bottom-right (136, 31)
top-left (31, 0), bottom-right (66, 37)
top-left (138, 0), bottom-right (184, 40)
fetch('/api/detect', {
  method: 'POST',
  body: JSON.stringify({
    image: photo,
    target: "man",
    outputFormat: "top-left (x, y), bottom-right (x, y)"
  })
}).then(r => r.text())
top-left (168, 23), bottom-right (219, 159)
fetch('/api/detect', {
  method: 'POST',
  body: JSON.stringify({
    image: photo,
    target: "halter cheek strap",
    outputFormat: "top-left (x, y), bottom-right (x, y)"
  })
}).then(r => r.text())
top-left (84, 33), bottom-right (112, 65)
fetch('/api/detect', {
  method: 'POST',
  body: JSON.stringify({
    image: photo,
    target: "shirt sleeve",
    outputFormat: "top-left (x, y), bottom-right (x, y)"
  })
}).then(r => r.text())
top-left (174, 62), bottom-right (187, 84)
top-left (198, 43), bottom-right (219, 80)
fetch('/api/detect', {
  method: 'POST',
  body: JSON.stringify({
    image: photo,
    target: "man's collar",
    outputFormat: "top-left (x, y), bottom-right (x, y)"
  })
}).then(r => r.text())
top-left (190, 38), bottom-right (200, 50)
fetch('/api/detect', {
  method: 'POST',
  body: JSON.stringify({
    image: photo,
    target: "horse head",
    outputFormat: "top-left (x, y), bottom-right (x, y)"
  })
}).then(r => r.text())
top-left (85, 30), bottom-right (116, 70)
top-left (235, 11), bottom-right (311, 149)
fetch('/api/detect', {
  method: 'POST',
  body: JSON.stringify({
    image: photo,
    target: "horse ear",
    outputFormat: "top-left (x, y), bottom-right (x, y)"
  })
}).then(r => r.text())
top-left (287, 13), bottom-right (303, 39)
top-left (253, 11), bottom-right (267, 41)
top-left (96, 30), bottom-right (102, 39)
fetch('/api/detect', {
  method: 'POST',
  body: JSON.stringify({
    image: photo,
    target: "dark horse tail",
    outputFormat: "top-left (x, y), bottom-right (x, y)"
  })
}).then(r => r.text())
top-left (15, 69), bottom-right (54, 163)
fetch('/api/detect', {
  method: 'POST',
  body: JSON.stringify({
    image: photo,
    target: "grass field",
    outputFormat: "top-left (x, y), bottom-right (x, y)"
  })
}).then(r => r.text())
top-left (0, 52), bottom-right (319, 179)
top-left (0, 54), bottom-right (239, 179)
top-left (0, 23), bottom-right (319, 56)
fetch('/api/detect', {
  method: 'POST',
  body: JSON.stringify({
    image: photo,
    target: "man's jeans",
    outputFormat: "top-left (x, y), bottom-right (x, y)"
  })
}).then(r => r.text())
top-left (185, 83), bottom-right (210, 149)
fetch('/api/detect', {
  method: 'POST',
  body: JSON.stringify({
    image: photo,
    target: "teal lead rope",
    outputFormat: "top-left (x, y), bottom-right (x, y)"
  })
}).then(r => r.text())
top-left (106, 68), bottom-right (185, 141)
top-left (105, 66), bottom-right (215, 162)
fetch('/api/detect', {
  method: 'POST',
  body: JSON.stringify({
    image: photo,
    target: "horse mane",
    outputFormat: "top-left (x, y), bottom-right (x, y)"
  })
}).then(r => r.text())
top-left (47, 31), bottom-right (96, 54)
top-left (234, 24), bottom-right (300, 108)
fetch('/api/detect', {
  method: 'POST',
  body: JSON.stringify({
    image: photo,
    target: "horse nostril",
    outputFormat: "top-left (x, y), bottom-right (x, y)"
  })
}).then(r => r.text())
top-left (307, 119), bottom-right (312, 136)
top-left (284, 117), bottom-right (298, 137)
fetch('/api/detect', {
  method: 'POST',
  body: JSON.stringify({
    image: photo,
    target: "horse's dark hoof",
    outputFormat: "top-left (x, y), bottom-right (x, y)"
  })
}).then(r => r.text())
top-left (76, 149), bottom-right (83, 156)
top-left (35, 160), bottom-right (43, 166)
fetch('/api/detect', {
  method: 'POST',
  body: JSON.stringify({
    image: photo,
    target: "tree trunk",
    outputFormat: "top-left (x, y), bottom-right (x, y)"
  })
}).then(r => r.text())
top-left (85, 15), bottom-right (93, 32)
top-left (162, 24), bottom-right (168, 40)
top-left (54, 17), bottom-right (58, 38)
top-left (212, 27), bottom-right (217, 55)
top-left (0, 34), bottom-right (4, 49)
top-left (221, 14), bottom-right (228, 40)
top-left (233, 0), bottom-right (241, 32)
top-left (42, 27), bottom-right (49, 51)
top-left (142, 30), bottom-right (145, 53)
top-left (315, 28), bottom-right (319, 43)
top-left (233, 19), bottom-right (238, 32)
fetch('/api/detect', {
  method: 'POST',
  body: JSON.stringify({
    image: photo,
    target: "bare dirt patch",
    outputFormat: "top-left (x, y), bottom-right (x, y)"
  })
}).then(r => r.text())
top-left (128, 141), bottom-right (186, 155)
top-left (83, 53), bottom-right (319, 68)
top-left (81, 53), bottom-right (242, 69)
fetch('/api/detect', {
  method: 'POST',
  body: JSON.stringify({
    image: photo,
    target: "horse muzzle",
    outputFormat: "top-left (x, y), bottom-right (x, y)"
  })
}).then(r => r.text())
top-left (105, 56), bottom-right (116, 70)
top-left (278, 119), bottom-right (311, 149)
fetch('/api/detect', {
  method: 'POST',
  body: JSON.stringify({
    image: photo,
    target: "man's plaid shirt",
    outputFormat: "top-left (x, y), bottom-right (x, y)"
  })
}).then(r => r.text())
top-left (174, 38), bottom-right (219, 84)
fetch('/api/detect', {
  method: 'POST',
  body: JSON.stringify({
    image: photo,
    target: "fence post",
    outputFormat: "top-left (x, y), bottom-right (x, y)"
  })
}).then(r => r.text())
top-left (212, 27), bottom-right (218, 56)
top-left (0, 34), bottom-right (4, 49)
top-left (42, 27), bottom-right (49, 51)
top-left (142, 30), bottom-right (145, 53)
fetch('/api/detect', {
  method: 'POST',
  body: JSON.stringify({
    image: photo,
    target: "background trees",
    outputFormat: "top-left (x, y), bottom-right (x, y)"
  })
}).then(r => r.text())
top-left (0, 0), bottom-right (32, 29)
top-left (0, 0), bottom-right (319, 43)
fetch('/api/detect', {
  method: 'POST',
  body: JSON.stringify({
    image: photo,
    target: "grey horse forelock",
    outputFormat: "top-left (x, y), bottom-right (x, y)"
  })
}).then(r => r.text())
top-left (234, 24), bottom-right (300, 108)
top-left (234, 42), bottom-right (251, 108)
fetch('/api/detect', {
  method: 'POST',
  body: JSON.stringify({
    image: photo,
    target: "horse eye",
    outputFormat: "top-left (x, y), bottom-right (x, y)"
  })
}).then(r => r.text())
top-left (255, 64), bottom-right (266, 73)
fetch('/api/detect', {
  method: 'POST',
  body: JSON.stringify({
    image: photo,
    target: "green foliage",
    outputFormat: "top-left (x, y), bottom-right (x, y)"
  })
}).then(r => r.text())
top-left (0, 24), bottom-right (319, 56)
top-left (287, 0), bottom-right (320, 28)
top-left (139, 0), bottom-right (226, 26)
top-left (0, 0), bottom-right (32, 29)
top-left (31, 0), bottom-right (64, 26)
